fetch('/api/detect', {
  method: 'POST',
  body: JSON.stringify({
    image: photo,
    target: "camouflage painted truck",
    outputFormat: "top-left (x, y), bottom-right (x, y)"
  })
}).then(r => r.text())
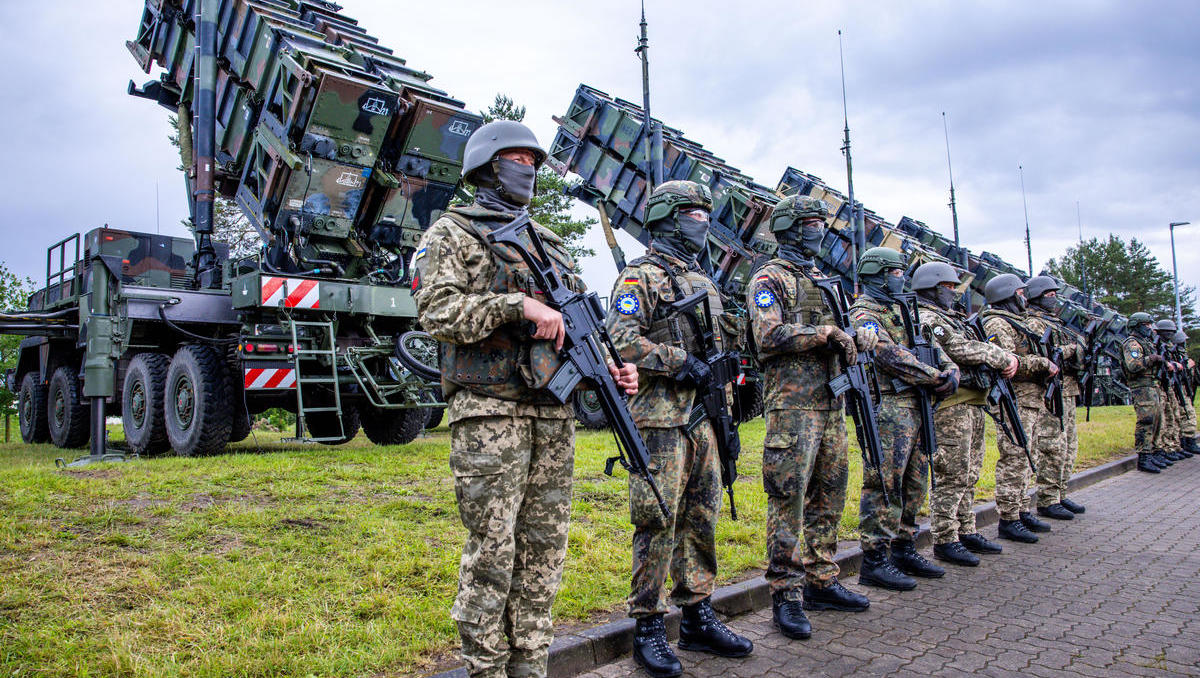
top-left (1, 0), bottom-right (484, 460)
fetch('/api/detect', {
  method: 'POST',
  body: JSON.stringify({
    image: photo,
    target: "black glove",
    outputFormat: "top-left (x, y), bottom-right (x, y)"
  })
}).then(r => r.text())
top-left (933, 368), bottom-right (960, 397)
top-left (674, 354), bottom-right (714, 390)
top-left (1146, 354), bottom-right (1163, 366)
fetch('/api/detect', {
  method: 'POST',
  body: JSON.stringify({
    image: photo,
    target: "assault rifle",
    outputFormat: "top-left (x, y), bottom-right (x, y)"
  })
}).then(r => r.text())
top-left (1154, 337), bottom-right (1188, 407)
top-left (670, 289), bottom-right (744, 520)
top-left (811, 276), bottom-right (888, 502)
top-left (488, 213), bottom-right (671, 520)
top-left (967, 314), bottom-right (1035, 473)
top-left (1040, 328), bottom-right (1066, 431)
top-left (1079, 316), bottom-right (1114, 422)
top-left (893, 293), bottom-right (941, 487)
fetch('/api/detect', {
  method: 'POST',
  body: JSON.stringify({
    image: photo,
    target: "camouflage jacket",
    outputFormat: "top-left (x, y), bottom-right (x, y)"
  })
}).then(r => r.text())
top-left (1026, 309), bottom-right (1085, 397)
top-left (981, 308), bottom-right (1056, 404)
top-left (1120, 335), bottom-right (1158, 388)
top-left (412, 204), bottom-right (580, 423)
top-left (606, 249), bottom-right (725, 428)
top-left (849, 295), bottom-right (951, 408)
top-left (746, 258), bottom-right (842, 412)
top-left (917, 299), bottom-right (1014, 407)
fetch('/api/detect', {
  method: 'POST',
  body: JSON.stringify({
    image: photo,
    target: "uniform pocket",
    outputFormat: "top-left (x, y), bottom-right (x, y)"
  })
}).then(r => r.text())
top-left (762, 430), bottom-right (798, 498)
top-left (629, 442), bottom-right (671, 530)
top-left (449, 449), bottom-right (503, 477)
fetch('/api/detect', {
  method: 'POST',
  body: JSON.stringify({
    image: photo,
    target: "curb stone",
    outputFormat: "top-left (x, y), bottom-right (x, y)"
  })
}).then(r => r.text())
top-left (428, 453), bottom-right (1137, 678)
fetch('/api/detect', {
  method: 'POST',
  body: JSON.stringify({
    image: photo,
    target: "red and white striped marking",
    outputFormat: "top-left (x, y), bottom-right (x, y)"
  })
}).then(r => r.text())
top-left (261, 276), bottom-right (321, 309)
top-left (244, 368), bottom-right (296, 390)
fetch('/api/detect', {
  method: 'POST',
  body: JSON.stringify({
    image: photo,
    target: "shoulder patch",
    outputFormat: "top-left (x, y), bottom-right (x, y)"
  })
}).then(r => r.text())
top-left (615, 291), bottom-right (640, 315)
top-left (753, 289), bottom-right (776, 308)
top-left (862, 320), bottom-right (882, 333)
top-left (1130, 349), bottom-right (1141, 359)
top-left (622, 276), bottom-right (639, 285)
top-left (933, 325), bottom-right (946, 338)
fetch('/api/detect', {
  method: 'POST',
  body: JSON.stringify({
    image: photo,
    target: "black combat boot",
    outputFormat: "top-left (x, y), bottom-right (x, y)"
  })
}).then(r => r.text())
top-left (678, 598), bottom-right (753, 658)
top-left (632, 614), bottom-right (682, 678)
top-left (1019, 510), bottom-right (1051, 533)
top-left (933, 541), bottom-right (980, 567)
top-left (858, 547), bottom-right (917, 591)
top-left (1059, 497), bottom-right (1086, 514)
top-left (1184, 437), bottom-right (1200, 454)
top-left (998, 519), bottom-right (1039, 543)
top-left (772, 592), bottom-right (811, 640)
top-left (802, 578), bottom-right (869, 612)
top-left (1137, 453), bottom-right (1162, 473)
top-left (1037, 503), bottom-right (1075, 520)
top-left (891, 540), bottom-right (946, 578)
top-left (960, 532), bottom-right (1003, 554)
top-left (1162, 449), bottom-right (1185, 462)
top-left (1151, 450), bottom-right (1174, 467)
top-left (1175, 446), bottom-right (1195, 459)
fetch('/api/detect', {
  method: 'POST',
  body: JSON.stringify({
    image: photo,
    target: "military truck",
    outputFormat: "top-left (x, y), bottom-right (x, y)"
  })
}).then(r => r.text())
top-left (2, 0), bottom-right (481, 460)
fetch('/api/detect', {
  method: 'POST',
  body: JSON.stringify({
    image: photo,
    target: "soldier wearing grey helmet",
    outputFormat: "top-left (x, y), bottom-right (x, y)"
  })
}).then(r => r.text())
top-left (1024, 276), bottom-right (1089, 518)
top-left (606, 180), bottom-right (753, 678)
top-left (746, 195), bottom-right (875, 642)
top-left (1151, 319), bottom-right (1191, 461)
top-left (1171, 329), bottom-right (1199, 454)
top-left (1122, 313), bottom-right (1170, 472)
top-left (413, 120), bottom-right (639, 678)
top-left (981, 274), bottom-right (1061, 541)
top-left (850, 248), bottom-right (958, 591)
top-left (912, 262), bottom-right (1018, 566)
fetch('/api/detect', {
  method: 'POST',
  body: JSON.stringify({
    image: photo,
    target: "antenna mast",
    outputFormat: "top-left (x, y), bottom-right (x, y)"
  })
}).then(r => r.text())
top-left (838, 30), bottom-right (860, 293)
top-left (636, 1), bottom-right (662, 188)
top-left (1019, 165), bottom-right (1033, 277)
top-left (942, 112), bottom-right (969, 312)
top-left (1077, 201), bottom-right (1091, 308)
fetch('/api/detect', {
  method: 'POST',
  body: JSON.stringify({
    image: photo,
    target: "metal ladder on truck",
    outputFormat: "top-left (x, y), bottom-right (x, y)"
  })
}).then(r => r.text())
top-left (288, 318), bottom-right (347, 442)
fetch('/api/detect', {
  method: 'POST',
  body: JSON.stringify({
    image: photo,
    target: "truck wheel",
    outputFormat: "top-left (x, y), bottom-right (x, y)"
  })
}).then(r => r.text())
top-left (122, 353), bottom-right (171, 456)
top-left (47, 366), bottom-right (90, 449)
top-left (425, 406), bottom-right (445, 429)
top-left (304, 407), bottom-right (361, 445)
top-left (573, 390), bottom-right (608, 430)
top-left (360, 407), bottom-right (427, 446)
top-left (165, 345), bottom-right (233, 457)
top-left (18, 372), bottom-right (50, 444)
top-left (228, 389), bottom-right (252, 444)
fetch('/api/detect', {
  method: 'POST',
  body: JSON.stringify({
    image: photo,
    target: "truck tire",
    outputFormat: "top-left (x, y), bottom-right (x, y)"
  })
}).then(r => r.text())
top-left (425, 406), bottom-right (445, 429)
top-left (228, 389), bottom-right (252, 444)
top-left (304, 407), bottom-right (360, 445)
top-left (573, 389), bottom-right (608, 430)
top-left (47, 366), bottom-right (90, 449)
top-left (165, 345), bottom-right (233, 457)
top-left (18, 372), bottom-right (50, 444)
top-left (360, 407), bottom-right (427, 446)
top-left (121, 353), bottom-right (171, 456)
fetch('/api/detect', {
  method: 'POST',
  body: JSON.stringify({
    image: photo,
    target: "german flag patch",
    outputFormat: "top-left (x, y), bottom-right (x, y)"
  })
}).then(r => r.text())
top-left (622, 277), bottom-right (639, 285)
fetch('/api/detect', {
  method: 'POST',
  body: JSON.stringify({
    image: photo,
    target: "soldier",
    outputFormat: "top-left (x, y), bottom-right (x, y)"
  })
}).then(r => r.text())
top-left (1153, 319), bottom-right (1190, 461)
top-left (1122, 313), bottom-right (1169, 473)
top-left (606, 180), bottom-right (753, 678)
top-left (1172, 330), bottom-right (1199, 455)
top-left (981, 274), bottom-right (1060, 542)
top-left (911, 262), bottom-right (1018, 567)
top-left (1024, 276), bottom-right (1087, 519)
top-left (413, 120), bottom-right (639, 678)
top-left (746, 195), bottom-right (875, 641)
top-left (850, 247), bottom-right (958, 590)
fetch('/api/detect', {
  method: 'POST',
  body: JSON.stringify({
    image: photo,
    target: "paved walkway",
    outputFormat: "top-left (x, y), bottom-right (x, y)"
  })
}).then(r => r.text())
top-left (579, 460), bottom-right (1200, 678)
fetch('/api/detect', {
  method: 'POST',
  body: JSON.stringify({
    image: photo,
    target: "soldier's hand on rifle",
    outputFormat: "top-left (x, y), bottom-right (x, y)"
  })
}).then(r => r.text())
top-left (675, 355), bottom-right (714, 389)
top-left (1047, 361), bottom-right (1060, 377)
top-left (523, 297), bottom-right (565, 351)
top-left (825, 326), bottom-right (858, 366)
top-left (854, 325), bottom-right (879, 352)
top-left (1189, 358), bottom-right (1196, 369)
top-left (1001, 355), bottom-right (1019, 379)
top-left (609, 363), bottom-right (639, 395)
top-left (934, 368), bottom-right (960, 397)
top-left (1146, 354), bottom-right (1163, 366)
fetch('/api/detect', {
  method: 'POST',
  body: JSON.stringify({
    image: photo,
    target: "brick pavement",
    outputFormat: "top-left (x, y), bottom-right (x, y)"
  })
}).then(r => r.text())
top-left (577, 459), bottom-right (1200, 678)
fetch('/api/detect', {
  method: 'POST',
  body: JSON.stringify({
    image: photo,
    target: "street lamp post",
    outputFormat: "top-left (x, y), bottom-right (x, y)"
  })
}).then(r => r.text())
top-left (1169, 221), bottom-right (1190, 328)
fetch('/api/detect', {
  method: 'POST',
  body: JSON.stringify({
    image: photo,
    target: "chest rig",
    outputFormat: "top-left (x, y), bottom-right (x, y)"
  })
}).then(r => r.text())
top-left (634, 253), bottom-right (723, 356)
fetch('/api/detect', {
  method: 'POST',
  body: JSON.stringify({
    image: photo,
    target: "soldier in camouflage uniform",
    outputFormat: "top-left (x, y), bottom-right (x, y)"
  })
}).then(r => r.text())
top-left (981, 274), bottom-right (1061, 542)
top-left (850, 247), bottom-right (958, 591)
top-left (1172, 330), bottom-right (1199, 455)
top-left (746, 195), bottom-right (874, 641)
top-left (1153, 319), bottom-right (1191, 461)
top-left (413, 121), bottom-right (639, 678)
top-left (1122, 313), bottom-right (1169, 473)
top-left (911, 262), bottom-right (1018, 567)
top-left (606, 180), bottom-right (752, 678)
top-left (1024, 276), bottom-right (1088, 520)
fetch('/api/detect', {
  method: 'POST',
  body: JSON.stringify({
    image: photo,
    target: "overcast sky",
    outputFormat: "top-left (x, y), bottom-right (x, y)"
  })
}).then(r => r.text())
top-left (1, 1), bottom-right (1196, 312)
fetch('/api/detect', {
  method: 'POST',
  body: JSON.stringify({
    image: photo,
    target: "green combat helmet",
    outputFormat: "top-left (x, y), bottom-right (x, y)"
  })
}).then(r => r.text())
top-left (858, 246), bottom-right (906, 276)
top-left (984, 273), bottom-right (1027, 305)
top-left (462, 120), bottom-right (547, 185)
top-left (770, 195), bottom-right (829, 233)
top-left (644, 180), bottom-right (713, 225)
top-left (1129, 312), bottom-right (1153, 325)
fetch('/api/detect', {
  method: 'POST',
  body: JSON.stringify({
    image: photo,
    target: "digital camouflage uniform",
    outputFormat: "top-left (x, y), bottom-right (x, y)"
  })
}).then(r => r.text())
top-left (1155, 372), bottom-right (1180, 452)
top-left (982, 309), bottom-right (1059, 521)
top-left (917, 300), bottom-right (1014, 545)
top-left (850, 296), bottom-right (952, 552)
top-left (414, 204), bottom-right (581, 678)
top-left (1025, 309), bottom-right (1083, 508)
top-left (605, 248), bottom-right (725, 618)
top-left (1121, 335), bottom-right (1161, 456)
top-left (746, 258), bottom-right (848, 598)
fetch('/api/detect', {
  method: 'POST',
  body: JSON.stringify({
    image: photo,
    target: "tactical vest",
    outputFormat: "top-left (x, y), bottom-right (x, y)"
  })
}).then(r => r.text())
top-left (762, 262), bottom-right (838, 374)
top-left (1122, 336), bottom-right (1156, 388)
top-left (633, 254), bottom-right (724, 356)
top-left (436, 207), bottom-right (576, 403)
top-left (921, 301), bottom-right (990, 392)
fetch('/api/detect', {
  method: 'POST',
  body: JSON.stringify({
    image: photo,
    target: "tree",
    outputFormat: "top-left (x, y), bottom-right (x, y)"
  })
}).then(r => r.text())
top-left (0, 262), bottom-right (34, 421)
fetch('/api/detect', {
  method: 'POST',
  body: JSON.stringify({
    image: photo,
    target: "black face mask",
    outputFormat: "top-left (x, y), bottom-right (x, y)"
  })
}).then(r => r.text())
top-left (887, 274), bottom-right (907, 295)
top-left (934, 285), bottom-right (957, 310)
top-left (1033, 296), bottom-right (1060, 313)
top-left (800, 224), bottom-right (823, 256)
top-left (652, 213), bottom-right (709, 264)
top-left (1134, 324), bottom-right (1153, 338)
top-left (863, 272), bottom-right (904, 303)
top-left (776, 242), bottom-right (815, 269)
top-left (494, 157), bottom-right (537, 206)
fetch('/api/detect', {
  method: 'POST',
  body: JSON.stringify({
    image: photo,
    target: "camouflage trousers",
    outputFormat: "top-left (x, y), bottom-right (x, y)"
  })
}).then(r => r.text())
top-left (1131, 385), bottom-right (1161, 454)
top-left (994, 403), bottom-right (1061, 521)
top-left (859, 400), bottom-right (928, 552)
top-left (449, 414), bottom-right (575, 678)
top-left (1036, 403), bottom-right (1075, 507)
top-left (930, 404), bottom-right (985, 545)
top-left (762, 408), bottom-right (849, 596)
top-left (628, 423), bottom-right (721, 618)
top-left (1181, 391), bottom-right (1198, 439)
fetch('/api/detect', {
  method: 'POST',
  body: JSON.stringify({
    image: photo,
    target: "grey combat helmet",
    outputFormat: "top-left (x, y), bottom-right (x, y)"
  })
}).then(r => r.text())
top-left (1025, 275), bottom-right (1061, 300)
top-left (770, 195), bottom-right (829, 233)
top-left (1174, 329), bottom-right (1188, 345)
top-left (1154, 319), bottom-right (1177, 339)
top-left (461, 120), bottom-right (547, 185)
top-left (911, 261), bottom-right (960, 291)
top-left (984, 273), bottom-right (1027, 305)
top-left (858, 247), bottom-right (906, 276)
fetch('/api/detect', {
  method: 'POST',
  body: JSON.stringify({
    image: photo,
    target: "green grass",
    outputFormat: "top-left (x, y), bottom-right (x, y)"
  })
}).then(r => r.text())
top-left (0, 405), bottom-right (1138, 677)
